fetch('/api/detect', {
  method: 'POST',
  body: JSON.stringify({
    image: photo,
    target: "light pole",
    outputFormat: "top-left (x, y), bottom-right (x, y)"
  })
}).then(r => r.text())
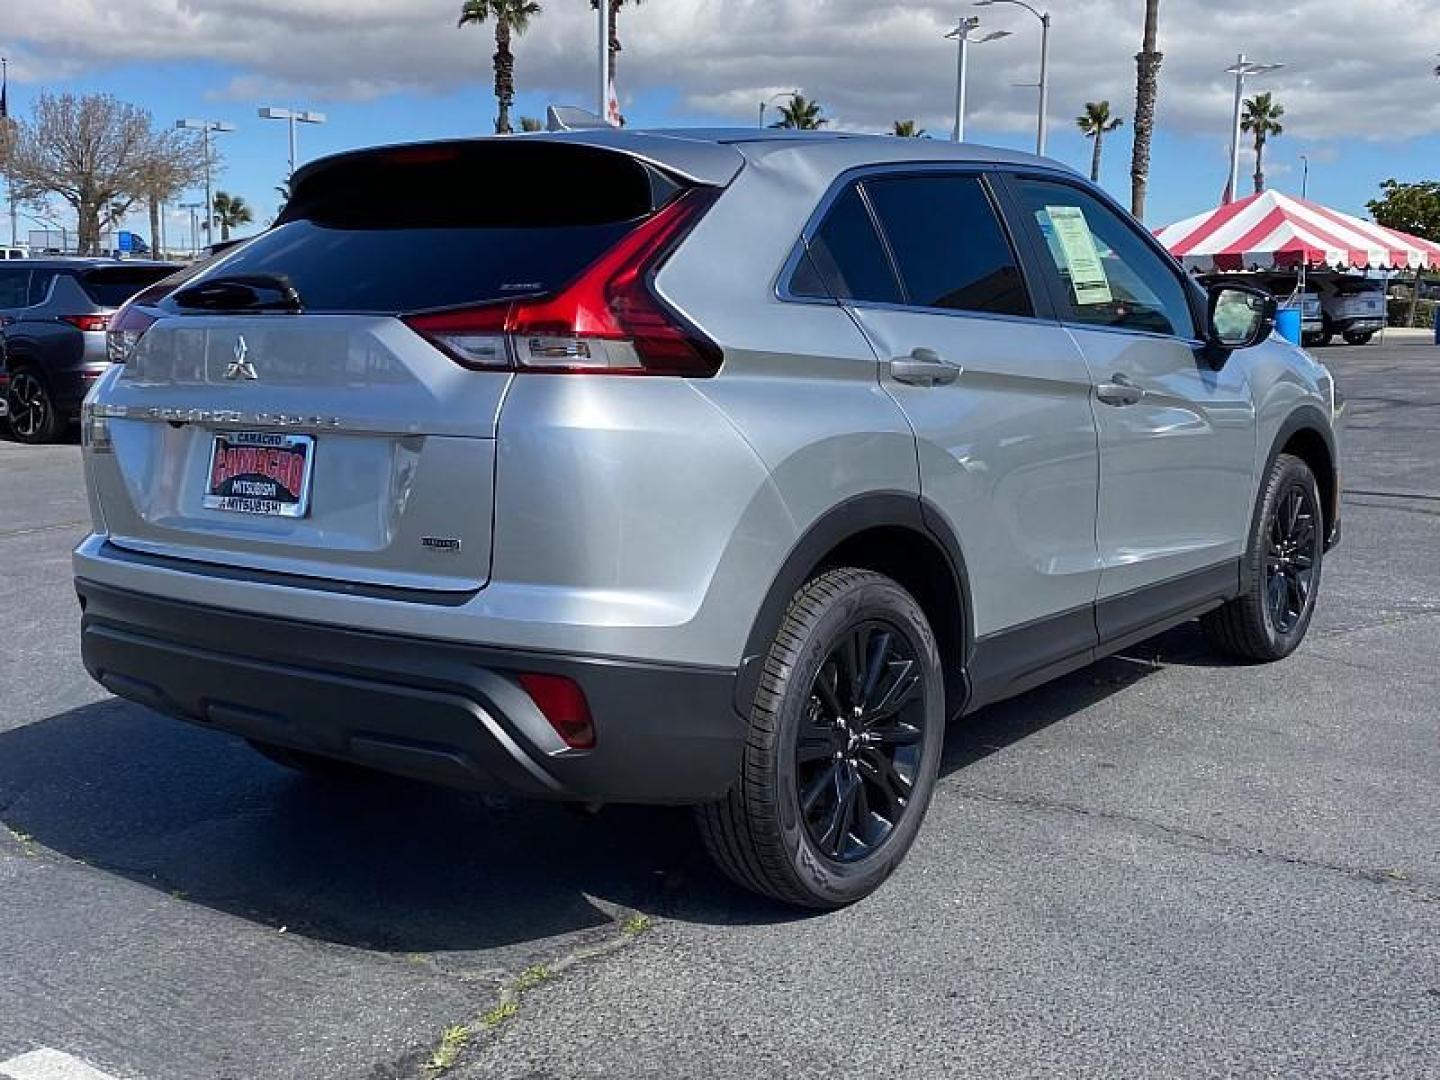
top-left (976, 0), bottom-right (1050, 156)
top-left (2, 56), bottom-right (17, 248)
top-left (180, 201), bottom-right (204, 259)
top-left (758, 90), bottom-right (803, 129)
top-left (175, 119), bottom-right (236, 254)
top-left (259, 107), bottom-right (326, 187)
top-left (1224, 54), bottom-right (1284, 203)
top-left (945, 18), bottom-right (1011, 142)
top-left (1300, 153), bottom-right (1309, 200)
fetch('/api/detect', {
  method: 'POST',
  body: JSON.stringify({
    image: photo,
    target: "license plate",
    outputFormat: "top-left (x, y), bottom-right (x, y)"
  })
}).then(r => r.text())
top-left (203, 432), bottom-right (315, 518)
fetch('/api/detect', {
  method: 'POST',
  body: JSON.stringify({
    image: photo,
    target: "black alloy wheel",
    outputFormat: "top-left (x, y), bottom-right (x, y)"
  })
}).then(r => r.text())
top-left (1264, 484), bottom-right (1319, 636)
top-left (6, 369), bottom-right (60, 444)
top-left (1202, 453), bottom-right (1324, 662)
top-left (697, 567), bottom-right (945, 908)
top-left (795, 619), bottom-right (926, 863)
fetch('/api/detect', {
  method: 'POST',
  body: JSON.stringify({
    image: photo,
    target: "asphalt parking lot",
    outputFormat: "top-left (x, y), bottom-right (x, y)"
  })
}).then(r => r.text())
top-left (1, 335), bottom-right (1437, 1079)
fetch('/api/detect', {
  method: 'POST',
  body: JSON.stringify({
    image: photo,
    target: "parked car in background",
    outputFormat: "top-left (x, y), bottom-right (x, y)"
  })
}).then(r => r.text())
top-left (1, 259), bottom-right (178, 443)
top-left (1, 247), bottom-right (31, 260)
top-left (1313, 275), bottom-right (1386, 345)
top-left (75, 132), bottom-right (1341, 908)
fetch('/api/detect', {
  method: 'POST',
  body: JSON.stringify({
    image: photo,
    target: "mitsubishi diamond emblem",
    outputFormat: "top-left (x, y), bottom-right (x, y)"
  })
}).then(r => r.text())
top-left (225, 336), bottom-right (259, 381)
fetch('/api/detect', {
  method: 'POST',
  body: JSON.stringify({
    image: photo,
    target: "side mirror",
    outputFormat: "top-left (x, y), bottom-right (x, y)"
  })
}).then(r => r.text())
top-left (1207, 283), bottom-right (1276, 352)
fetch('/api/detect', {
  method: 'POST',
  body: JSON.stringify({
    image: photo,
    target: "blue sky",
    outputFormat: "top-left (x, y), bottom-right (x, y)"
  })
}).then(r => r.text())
top-left (3, 0), bottom-right (1438, 249)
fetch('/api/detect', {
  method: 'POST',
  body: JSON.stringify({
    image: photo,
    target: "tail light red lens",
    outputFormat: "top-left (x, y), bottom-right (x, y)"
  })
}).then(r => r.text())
top-left (62, 314), bottom-right (111, 333)
top-left (405, 188), bottom-right (722, 377)
top-left (106, 306), bottom-right (159, 364)
top-left (518, 673), bottom-right (596, 751)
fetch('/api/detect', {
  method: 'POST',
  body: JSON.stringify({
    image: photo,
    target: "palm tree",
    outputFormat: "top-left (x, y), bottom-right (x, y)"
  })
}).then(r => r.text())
top-left (892, 120), bottom-right (926, 138)
top-left (770, 93), bottom-right (827, 131)
top-left (1129, 0), bottom-right (1163, 220)
top-left (1241, 91), bottom-right (1285, 194)
top-left (590, 0), bottom-right (643, 121)
top-left (1076, 101), bottom-right (1123, 184)
top-left (211, 191), bottom-right (253, 242)
top-left (518, 116), bottom-right (544, 132)
top-left (458, 0), bottom-right (543, 135)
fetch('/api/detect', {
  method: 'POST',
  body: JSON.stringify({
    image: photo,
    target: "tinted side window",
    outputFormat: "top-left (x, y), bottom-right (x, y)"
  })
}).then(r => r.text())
top-left (795, 186), bottom-right (902, 305)
top-left (0, 269), bottom-right (30, 309)
top-left (28, 270), bottom-right (56, 307)
top-left (1010, 177), bottom-right (1196, 338)
top-left (79, 266), bottom-right (181, 308)
top-left (864, 175), bottom-right (1031, 318)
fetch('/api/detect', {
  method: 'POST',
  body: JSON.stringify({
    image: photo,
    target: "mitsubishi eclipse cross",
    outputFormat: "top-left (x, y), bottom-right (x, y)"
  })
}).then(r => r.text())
top-left (74, 129), bottom-right (1341, 907)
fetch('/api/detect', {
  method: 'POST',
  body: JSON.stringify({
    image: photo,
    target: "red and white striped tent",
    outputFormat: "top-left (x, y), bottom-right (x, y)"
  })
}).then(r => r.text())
top-left (1155, 190), bottom-right (1440, 272)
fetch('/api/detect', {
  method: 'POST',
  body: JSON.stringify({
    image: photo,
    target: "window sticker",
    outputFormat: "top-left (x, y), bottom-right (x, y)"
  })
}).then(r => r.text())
top-left (1044, 205), bottom-right (1113, 305)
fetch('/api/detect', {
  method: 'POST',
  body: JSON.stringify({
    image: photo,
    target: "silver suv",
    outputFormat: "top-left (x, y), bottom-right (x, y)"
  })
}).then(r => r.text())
top-left (74, 131), bottom-right (1341, 908)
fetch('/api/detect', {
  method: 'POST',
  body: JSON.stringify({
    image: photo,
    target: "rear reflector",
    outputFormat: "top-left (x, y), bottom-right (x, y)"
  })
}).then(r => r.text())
top-left (405, 188), bottom-right (721, 377)
top-left (62, 314), bottom-right (111, 332)
top-left (518, 673), bottom-right (596, 751)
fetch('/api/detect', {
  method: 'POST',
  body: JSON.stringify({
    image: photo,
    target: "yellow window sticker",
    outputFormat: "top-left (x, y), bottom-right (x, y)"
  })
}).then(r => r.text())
top-left (1045, 205), bottom-right (1113, 305)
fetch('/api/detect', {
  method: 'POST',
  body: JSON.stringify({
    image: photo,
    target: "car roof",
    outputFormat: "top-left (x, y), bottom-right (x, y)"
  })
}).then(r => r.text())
top-left (295, 128), bottom-right (1071, 192)
top-left (0, 258), bottom-right (178, 271)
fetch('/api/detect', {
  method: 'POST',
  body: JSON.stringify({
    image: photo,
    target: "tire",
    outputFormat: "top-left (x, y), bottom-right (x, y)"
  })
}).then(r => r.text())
top-left (1342, 331), bottom-right (1373, 346)
top-left (1301, 333), bottom-right (1323, 348)
top-left (1202, 453), bottom-right (1324, 662)
top-left (1317, 332), bottom-right (1334, 347)
top-left (5, 367), bottom-right (62, 444)
top-left (246, 739), bottom-right (380, 782)
top-left (697, 567), bottom-right (945, 908)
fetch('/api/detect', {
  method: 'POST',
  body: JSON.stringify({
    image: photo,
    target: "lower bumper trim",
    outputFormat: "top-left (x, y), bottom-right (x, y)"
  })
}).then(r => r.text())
top-left (77, 578), bottom-right (746, 804)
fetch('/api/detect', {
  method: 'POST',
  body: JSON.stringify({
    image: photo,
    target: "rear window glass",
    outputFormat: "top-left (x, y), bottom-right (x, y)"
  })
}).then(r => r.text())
top-left (190, 218), bottom-right (640, 314)
top-left (176, 141), bottom-right (682, 315)
top-left (80, 266), bottom-right (177, 307)
top-left (1333, 278), bottom-right (1383, 295)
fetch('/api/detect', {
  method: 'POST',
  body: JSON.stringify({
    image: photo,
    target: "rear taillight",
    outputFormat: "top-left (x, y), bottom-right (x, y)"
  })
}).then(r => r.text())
top-left (106, 306), bottom-right (158, 364)
top-left (62, 314), bottom-right (111, 333)
top-left (405, 188), bottom-right (722, 377)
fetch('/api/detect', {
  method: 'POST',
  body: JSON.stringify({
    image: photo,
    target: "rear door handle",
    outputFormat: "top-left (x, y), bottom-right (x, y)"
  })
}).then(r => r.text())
top-left (889, 348), bottom-right (961, 387)
top-left (1096, 373), bottom-right (1144, 406)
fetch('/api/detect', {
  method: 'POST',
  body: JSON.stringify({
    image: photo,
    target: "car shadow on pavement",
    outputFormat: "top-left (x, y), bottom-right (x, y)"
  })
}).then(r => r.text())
top-left (0, 624), bottom-right (1216, 948)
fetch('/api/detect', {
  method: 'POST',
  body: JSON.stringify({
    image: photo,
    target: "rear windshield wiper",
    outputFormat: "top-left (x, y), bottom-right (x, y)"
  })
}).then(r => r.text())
top-left (173, 273), bottom-right (303, 313)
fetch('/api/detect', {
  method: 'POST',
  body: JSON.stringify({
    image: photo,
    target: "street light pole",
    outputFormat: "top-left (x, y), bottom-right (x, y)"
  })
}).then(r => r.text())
top-left (176, 119), bottom-right (236, 252)
top-left (259, 107), bottom-right (327, 186)
top-left (976, 0), bottom-right (1050, 155)
top-left (180, 201), bottom-right (204, 259)
top-left (945, 19), bottom-right (1011, 143)
top-left (3, 56), bottom-right (17, 248)
top-left (1224, 54), bottom-right (1284, 203)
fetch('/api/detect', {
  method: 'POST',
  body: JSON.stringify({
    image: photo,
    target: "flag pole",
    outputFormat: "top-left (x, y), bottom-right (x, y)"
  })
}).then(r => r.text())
top-left (597, 1), bottom-right (610, 123)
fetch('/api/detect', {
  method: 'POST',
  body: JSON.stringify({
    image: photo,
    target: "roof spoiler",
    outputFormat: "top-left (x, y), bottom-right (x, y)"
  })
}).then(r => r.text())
top-left (546, 105), bottom-right (611, 132)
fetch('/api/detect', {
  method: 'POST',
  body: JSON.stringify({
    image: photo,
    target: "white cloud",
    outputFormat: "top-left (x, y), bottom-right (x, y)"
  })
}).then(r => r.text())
top-left (2, 0), bottom-right (1438, 141)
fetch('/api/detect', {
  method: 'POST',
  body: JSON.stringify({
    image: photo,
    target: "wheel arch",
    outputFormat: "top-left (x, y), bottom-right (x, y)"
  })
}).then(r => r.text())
top-left (736, 492), bottom-right (973, 722)
top-left (1267, 405), bottom-right (1339, 548)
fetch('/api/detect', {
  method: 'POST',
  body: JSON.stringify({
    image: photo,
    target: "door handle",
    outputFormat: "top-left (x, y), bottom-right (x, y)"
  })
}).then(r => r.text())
top-left (889, 348), bottom-right (961, 387)
top-left (1096, 373), bottom-right (1144, 406)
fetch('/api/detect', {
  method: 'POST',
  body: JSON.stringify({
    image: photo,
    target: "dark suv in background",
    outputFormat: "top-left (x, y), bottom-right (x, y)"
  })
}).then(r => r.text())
top-left (1, 259), bottom-right (178, 443)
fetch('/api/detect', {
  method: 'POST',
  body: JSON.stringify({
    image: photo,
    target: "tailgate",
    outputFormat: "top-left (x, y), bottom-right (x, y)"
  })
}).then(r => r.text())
top-left (89, 314), bottom-right (508, 592)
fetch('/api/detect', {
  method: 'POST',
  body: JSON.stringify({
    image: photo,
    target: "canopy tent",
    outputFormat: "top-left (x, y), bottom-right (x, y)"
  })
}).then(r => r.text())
top-left (1155, 190), bottom-right (1440, 272)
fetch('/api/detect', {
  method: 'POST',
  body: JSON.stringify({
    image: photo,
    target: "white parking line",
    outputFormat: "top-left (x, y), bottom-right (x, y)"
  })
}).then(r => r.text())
top-left (0, 1049), bottom-right (124, 1080)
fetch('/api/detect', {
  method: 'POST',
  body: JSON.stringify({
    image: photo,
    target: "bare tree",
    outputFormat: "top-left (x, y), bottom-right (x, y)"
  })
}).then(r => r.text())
top-left (7, 92), bottom-right (180, 254)
top-left (135, 128), bottom-right (208, 256)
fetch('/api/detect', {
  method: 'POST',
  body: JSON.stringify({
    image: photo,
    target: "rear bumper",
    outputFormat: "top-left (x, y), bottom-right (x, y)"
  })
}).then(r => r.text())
top-left (76, 579), bottom-right (746, 804)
